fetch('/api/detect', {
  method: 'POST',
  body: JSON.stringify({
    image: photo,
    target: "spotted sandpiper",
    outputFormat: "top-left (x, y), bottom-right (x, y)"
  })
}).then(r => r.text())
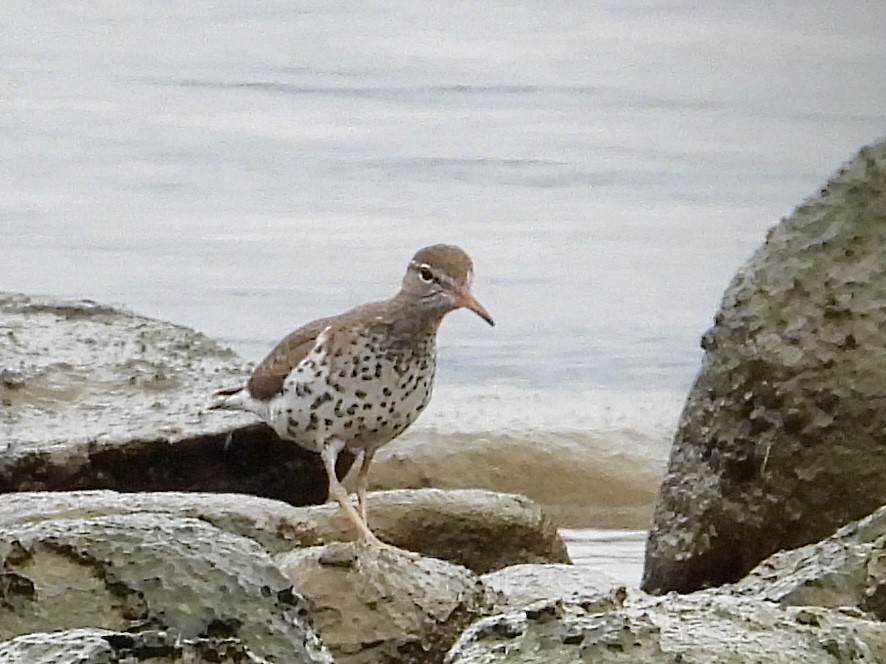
top-left (210, 244), bottom-right (494, 550)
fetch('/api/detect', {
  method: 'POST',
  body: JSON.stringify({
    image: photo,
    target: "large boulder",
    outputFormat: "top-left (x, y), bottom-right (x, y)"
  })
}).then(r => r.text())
top-left (644, 140), bottom-right (886, 593)
top-left (277, 542), bottom-right (490, 664)
top-left (0, 512), bottom-right (331, 663)
top-left (0, 293), bottom-right (351, 503)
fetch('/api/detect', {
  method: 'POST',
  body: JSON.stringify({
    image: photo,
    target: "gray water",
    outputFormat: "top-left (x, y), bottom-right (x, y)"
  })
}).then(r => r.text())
top-left (2, 1), bottom-right (885, 586)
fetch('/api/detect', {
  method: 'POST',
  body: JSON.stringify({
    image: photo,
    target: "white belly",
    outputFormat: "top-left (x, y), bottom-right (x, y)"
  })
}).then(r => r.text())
top-left (264, 330), bottom-right (436, 454)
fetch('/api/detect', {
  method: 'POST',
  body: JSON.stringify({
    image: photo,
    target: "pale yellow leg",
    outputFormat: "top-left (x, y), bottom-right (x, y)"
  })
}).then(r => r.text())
top-left (319, 441), bottom-right (418, 558)
top-left (356, 449), bottom-right (375, 524)
top-left (319, 440), bottom-right (382, 543)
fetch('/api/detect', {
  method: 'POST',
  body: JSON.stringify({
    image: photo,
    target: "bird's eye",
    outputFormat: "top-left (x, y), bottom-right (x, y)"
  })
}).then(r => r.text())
top-left (418, 265), bottom-right (434, 283)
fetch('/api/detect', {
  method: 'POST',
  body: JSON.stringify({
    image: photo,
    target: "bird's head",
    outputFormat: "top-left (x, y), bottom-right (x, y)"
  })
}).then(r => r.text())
top-left (401, 244), bottom-right (494, 326)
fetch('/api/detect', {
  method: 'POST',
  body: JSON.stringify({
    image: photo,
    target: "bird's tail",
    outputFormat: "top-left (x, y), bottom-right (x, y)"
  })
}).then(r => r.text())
top-left (209, 385), bottom-right (250, 411)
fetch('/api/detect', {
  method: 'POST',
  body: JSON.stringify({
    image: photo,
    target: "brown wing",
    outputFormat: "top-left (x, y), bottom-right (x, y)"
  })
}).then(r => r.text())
top-left (246, 315), bottom-right (336, 401)
top-left (247, 299), bottom-right (394, 402)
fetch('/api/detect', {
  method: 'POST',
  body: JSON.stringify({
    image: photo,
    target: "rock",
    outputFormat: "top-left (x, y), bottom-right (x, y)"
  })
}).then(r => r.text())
top-left (299, 488), bottom-right (571, 573)
top-left (276, 541), bottom-right (490, 664)
top-left (0, 490), bottom-right (326, 555)
top-left (448, 506), bottom-right (886, 663)
top-left (731, 504), bottom-right (886, 620)
top-left (0, 627), bottom-right (281, 663)
top-left (444, 592), bottom-right (886, 664)
top-left (481, 563), bottom-right (622, 613)
top-left (0, 512), bottom-right (332, 663)
top-left (0, 488), bottom-right (569, 573)
top-left (644, 140), bottom-right (886, 593)
top-left (0, 292), bottom-right (352, 504)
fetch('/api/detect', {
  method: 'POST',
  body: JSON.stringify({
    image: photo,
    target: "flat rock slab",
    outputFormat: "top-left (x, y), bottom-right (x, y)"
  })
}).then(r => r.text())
top-left (0, 292), bottom-right (351, 504)
top-left (644, 140), bottom-right (886, 593)
top-left (277, 542), bottom-right (490, 664)
top-left (0, 488), bottom-right (570, 573)
top-left (0, 512), bottom-right (331, 663)
top-left (444, 592), bottom-right (886, 664)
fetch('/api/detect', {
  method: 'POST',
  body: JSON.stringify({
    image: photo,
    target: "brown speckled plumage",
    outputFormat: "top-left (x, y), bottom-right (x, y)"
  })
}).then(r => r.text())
top-left (210, 244), bottom-right (493, 552)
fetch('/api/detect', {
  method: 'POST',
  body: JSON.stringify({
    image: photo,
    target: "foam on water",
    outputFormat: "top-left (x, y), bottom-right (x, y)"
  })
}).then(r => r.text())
top-left (412, 383), bottom-right (684, 438)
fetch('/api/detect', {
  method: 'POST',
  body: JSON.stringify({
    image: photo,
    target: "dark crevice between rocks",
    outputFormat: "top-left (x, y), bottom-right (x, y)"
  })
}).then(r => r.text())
top-left (861, 580), bottom-right (886, 622)
top-left (0, 423), bottom-right (355, 507)
top-left (395, 603), bottom-right (486, 664)
top-left (0, 572), bottom-right (36, 608)
top-left (644, 528), bottom-right (770, 594)
top-left (0, 539), bottom-right (36, 611)
top-left (103, 631), bottom-right (261, 663)
top-left (103, 632), bottom-right (182, 660)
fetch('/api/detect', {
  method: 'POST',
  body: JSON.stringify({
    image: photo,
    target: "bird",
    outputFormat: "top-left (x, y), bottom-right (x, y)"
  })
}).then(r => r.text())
top-left (210, 244), bottom-right (494, 551)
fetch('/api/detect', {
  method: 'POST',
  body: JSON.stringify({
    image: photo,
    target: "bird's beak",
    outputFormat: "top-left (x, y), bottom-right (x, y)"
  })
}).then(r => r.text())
top-left (450, 286), bottom-right (495, 326)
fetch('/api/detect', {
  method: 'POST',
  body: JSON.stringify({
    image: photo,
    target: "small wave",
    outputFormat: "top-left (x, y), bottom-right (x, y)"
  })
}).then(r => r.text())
top-left (413, 384), bottom-right (683, 435)
top-left (363, 385), bottom-right (682, 529)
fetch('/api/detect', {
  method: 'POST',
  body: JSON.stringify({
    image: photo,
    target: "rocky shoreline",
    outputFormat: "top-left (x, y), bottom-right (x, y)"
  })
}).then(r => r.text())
top-left (2, 488), bottom-right (885, 662)
top-left (2, 139), bottom-right (885, 662)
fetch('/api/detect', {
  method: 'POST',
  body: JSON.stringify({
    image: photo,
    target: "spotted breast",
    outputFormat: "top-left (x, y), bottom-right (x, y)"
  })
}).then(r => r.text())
top-left (266, 325), bottom-right (436, 454)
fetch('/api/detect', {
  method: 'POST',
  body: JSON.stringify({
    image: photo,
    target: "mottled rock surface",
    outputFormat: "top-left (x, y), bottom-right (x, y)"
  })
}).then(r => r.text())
top-left (0, 488), bottom-right (569, 572)
top-left (0, 292), bottom-right (351, 503)
top-left (732, 504), bottom-right (886, 619)
top-left (481, 563), bottom-right (621, 613)
top-left (277, 542), bottom-right (490, 664)
top-left (444, 592), bottom-right (886, 664)
top-left (448, 503), bottom-right (886, 663)
top-left (0, 512), bottom-right (331, 663)
top-left (0, 627), bottom-right (282, 663)
top-left (645, 140), bottom-right (886, 593)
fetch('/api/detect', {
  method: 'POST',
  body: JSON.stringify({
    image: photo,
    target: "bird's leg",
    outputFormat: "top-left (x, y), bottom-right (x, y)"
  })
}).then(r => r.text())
top-left (320, 440), bottom-right (418, 559)
top-left (356, 449), bottom-right (375, 525)
top-left (319, 439), bottom-right (380, 542)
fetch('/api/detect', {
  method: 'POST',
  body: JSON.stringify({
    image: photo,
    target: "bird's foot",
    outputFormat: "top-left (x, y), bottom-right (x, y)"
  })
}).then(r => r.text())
top-left (359, 531), bottom-right (420, 560)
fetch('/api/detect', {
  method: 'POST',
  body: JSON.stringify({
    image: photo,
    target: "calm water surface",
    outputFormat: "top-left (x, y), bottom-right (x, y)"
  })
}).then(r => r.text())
top-left (2, 1), bottom-right (885, 585)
